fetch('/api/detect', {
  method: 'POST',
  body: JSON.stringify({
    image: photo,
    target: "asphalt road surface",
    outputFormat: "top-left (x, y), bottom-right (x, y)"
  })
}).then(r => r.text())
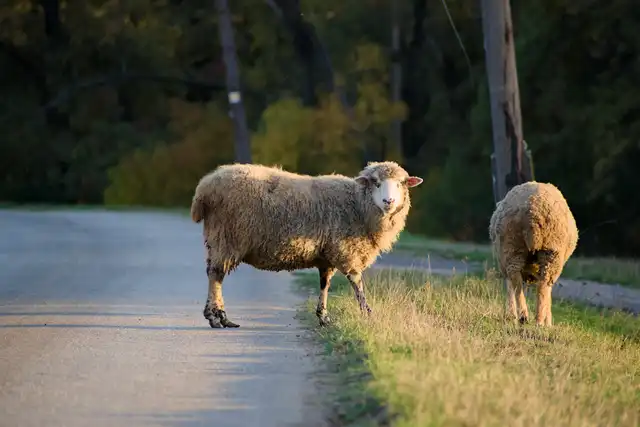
top-left (0, 209), bottom-right (327, 427)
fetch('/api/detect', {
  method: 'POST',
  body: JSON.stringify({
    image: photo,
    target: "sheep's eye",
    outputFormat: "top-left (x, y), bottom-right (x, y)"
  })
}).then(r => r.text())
top-left (374, 181), bottom-right (381, 188)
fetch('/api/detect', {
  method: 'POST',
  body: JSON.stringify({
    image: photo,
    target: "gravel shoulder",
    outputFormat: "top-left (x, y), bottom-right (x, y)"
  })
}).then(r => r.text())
top-left (375, 251), bottom-right (640, 314)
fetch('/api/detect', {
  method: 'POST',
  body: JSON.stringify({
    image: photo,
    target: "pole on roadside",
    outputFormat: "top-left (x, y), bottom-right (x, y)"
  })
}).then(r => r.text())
top-left (481, 0), bottom-right (534, 292)
top-left (481, 0), bottom-right (533, 202)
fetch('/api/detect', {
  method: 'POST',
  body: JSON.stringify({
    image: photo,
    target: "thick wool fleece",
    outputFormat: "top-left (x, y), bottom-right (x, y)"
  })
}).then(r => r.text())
top-left (191, 162), bottom-right (412, 275)
top-left (489, 181), bottom-right (579, 285)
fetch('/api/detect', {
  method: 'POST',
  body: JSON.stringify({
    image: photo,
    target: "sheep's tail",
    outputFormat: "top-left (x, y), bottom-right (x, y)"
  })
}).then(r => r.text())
top-left (523, 222), bottom-right (544, 252)
top-left (190, 194), bottom-right (206, 223)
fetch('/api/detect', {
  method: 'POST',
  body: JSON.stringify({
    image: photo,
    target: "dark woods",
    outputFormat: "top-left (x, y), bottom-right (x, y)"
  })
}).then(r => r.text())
top-left (1, 0), bottom-right (638, 257)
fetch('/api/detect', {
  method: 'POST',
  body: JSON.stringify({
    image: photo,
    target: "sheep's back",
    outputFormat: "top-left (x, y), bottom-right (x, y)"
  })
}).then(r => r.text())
top-left (493, 182), bottom-right (577, 260)
top-left (201, 164), bottom-right (362, 269)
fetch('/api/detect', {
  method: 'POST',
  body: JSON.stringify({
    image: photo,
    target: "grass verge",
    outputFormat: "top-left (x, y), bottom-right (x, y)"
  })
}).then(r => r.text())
top-left (395, 231), bottom-right (640, 289)
top-left (294, 268), bottom-right (640, 427)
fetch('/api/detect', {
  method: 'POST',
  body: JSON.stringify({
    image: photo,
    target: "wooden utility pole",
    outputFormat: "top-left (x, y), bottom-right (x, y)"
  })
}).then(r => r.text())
top-left (480, 0), bottom-right (533, 206)
top-left (215, 0), bottom-right (252, 163)
top-left (481, 0), bottom-right (534, 295)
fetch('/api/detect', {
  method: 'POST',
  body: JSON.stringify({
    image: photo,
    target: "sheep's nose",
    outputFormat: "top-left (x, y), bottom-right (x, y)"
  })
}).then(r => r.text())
top-left (383, 198), bottom-right (395, 205)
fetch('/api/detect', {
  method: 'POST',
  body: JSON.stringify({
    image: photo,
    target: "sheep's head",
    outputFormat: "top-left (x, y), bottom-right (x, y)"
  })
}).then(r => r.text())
top-left (355, 161), bottom-right (423, 215)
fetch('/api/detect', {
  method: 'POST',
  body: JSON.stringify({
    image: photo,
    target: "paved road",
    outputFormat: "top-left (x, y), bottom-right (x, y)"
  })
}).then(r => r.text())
top-left (0, 210), bottom-right (326, 427)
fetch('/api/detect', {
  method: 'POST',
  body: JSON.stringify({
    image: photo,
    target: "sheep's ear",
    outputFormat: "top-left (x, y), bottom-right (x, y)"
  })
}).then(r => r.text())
top-left (355, 175), bottom-right (370, 186)
top-left (406, 176), bottom-right (423, 188)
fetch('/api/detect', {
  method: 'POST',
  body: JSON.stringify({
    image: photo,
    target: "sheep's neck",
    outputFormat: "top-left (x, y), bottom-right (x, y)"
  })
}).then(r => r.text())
top-left (364, 202), bottom-right (409, 254)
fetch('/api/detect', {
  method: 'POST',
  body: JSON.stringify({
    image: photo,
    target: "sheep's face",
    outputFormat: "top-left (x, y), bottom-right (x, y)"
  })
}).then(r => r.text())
top-left (355, 162), bottom-right (423, 215)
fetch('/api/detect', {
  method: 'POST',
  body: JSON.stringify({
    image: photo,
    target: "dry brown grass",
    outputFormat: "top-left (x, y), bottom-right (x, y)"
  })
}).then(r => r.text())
top-left (296, 268), bottom-right (640, 427)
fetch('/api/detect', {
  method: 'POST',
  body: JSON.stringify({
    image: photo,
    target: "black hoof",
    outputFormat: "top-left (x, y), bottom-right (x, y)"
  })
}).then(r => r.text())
top-left (360, 303), bottom-right (372, 315)
top-left (208, 308), bottom-right (240, 328)
top-left (318, 314), bottom-right (331, 327)
top-left (203, 301), bottom-right (213, 320)
top-left (519, 315), bottom-right (529, 325)
top-left (209, 317), bottom-right (223, 328)
top-left (221, 318), bottom-right (240, 328)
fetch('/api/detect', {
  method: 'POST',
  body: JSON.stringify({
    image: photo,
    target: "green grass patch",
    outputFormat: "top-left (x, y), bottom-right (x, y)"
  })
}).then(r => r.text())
top-left (296, 273), bottom-right (393, 426)
top-left (294, 268), bottom-right (640, 427)
top-left (296, 305), bottom-right (393, 426)
top-left (396, 231), bottom-right (640, 288)
top-left (562, 257), bottom-right (640, 289)
top-left (395, 231), bottom-right (493, 264)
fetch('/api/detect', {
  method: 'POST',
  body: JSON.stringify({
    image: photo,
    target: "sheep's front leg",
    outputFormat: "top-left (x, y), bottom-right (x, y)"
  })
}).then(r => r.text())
top-left (204, 247), bottom-right (239, 328)
top-left (316, 267), bottom-right (336, 326)
top-left (346, 272), bottom-right (372, 315)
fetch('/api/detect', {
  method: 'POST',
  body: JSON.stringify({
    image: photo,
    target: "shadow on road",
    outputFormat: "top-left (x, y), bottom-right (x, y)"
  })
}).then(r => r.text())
top-left (108, 348), bottom-right (323, 427)
top-left (0, 209), bottom-right (328, 427)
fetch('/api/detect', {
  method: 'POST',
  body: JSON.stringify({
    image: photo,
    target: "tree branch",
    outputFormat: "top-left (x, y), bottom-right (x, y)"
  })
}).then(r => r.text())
top-left (43, 72), bottom-right (229, 110)
top-left (263, 0), bottom-right (283, 19)
top-left (0, 42), bottom-right (49, 103)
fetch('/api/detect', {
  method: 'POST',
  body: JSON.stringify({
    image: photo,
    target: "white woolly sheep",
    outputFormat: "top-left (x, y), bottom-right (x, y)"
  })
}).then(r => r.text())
top-left (190, 161), bottom-right (423, 328)
top-left (489, 181), bottom-right (578, 326)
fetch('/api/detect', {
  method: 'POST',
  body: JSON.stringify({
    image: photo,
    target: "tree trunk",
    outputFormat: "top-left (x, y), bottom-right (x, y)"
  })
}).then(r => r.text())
top-left (265, 0), bottom-right (339, 105)
top-left (399, 0), bottom-right (428, 174)
top-left (39, 0), bottom-right (69, 128)
top-left (264, 0), bottom-right (376, 165)
top-left (40, 0), bottom-right (64, 42)
top-left (390, 0), bottom-right (404, 161)
top-left (215, 0), bottom-right (252, 163)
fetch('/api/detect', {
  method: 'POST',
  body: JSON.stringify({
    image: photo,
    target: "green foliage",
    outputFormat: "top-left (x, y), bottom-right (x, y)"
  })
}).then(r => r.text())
top-left (409, 146), bottom-right (494, 242)
top-left (252, 43), bottom-right (406, 175)
top-left (251, 95), bottom-right (360, 175)
top-left (104, 100), bottom-right (235, 206)
top-left (2, 0), bottom-right (640, 256)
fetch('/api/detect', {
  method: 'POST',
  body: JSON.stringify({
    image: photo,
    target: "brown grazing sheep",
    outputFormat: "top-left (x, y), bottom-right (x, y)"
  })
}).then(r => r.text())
top-left (489, 181), bottom-right (578, 326)
top-left (190, 161), bottom-right (423, 328)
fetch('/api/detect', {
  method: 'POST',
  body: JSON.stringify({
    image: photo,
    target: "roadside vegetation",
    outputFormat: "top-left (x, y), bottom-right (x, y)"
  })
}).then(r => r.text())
top-left (294, 268), bottom-right (640, 427)
top-left (395, 232), bottom-right (640, 289)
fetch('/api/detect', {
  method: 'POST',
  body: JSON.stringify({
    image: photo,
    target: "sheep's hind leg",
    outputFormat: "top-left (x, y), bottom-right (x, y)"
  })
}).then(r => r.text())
top-left (346, 271), bottom-right (372, 315)
top-left (534, 251), bottom-right (559, 327)
top-left (515, 276), bottom-right (529, 324)
top-left (316, 267), bottom-right (336, 326)
top-left (505, 256), bottom-right (528, 324)
top-left (535, 284), bottom-right (552, 327)
top-left (204, 259), bottom-right (239, 329)
top-left (505, 277), bottom-right (518, 323)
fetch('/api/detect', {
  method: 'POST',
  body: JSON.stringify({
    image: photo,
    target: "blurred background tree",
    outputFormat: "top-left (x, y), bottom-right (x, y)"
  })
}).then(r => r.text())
top-left (1, 0), bottom-right (639, 257)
